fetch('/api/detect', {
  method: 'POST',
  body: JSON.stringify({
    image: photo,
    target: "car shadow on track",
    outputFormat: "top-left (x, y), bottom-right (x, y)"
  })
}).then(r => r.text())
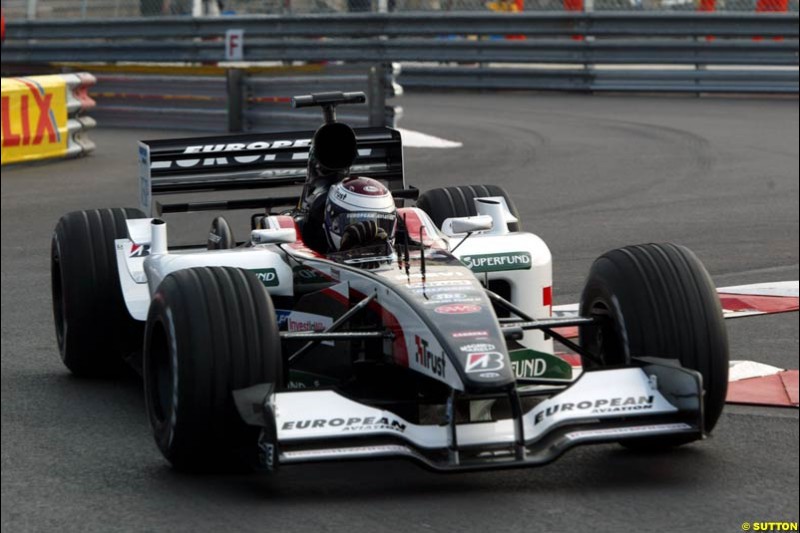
top-left (37, 370), bottom-right (718, 505)
top-left (148, 443), bottom-right (715, 504)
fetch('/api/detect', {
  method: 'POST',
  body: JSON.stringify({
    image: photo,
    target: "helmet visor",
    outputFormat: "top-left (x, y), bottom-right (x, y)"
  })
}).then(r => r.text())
top-left (330, 211), bottom-right (397, 240)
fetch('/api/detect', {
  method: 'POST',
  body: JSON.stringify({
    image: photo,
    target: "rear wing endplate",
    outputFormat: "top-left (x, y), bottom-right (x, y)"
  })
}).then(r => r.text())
top-left (138, 127), bottom-right (405, 216)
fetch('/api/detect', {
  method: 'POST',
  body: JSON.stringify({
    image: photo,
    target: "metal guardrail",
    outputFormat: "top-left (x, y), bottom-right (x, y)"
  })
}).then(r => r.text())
top-left (86, 64), bottom-right (399, 132)
top-left (237, 65), bottom-right (399, 130)
top-left (3, 13), bottom-right (797, 93)
top-left (399, 65), bottom-right (800, 92)
top-left (4, 0), bottom-right (797, 20)
top-left (4, 38), bottom-right (798, 65)
top-left (5, 12), bottom-right (799, 39)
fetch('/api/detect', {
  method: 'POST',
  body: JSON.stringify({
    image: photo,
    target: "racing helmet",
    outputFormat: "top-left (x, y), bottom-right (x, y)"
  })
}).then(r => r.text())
top-left (324, 177), bottom-right (397, 251)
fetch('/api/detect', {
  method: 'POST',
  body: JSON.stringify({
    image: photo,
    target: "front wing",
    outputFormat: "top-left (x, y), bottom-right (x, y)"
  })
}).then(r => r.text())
top-left (234, 362), bottom-right (703, 472)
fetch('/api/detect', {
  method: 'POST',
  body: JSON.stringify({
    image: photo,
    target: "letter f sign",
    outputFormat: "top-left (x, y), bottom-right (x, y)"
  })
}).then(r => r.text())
top-left (225, 29), bottom-right (244, 61)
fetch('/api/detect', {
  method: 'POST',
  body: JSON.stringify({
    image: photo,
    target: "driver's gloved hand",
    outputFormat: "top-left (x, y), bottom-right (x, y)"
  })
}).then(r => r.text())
top-left (340, 220), bottom-right (389, 251)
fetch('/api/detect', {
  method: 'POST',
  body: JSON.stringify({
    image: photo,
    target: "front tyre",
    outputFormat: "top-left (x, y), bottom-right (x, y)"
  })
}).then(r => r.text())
top-left (579, 243), bottom-right (729, 447)
top-left (51, 208), bottom-right (145, 376)
top-left (143, 267), bottom-right (282, 472)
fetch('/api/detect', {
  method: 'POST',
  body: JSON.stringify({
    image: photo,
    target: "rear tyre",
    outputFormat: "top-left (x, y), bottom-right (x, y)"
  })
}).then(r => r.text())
top-left (143, 267), bottom-right (282, 472)
top-left (51, 208), bottom-right (146, 377)
top-left (578, 243), bottom-right (729, 448)
top-left (416, 184), bottom-right (522, 232)
top-left (207, 216), bottom-right (236, 250)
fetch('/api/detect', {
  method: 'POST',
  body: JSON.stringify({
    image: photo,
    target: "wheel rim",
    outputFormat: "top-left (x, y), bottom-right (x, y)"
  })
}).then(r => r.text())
top-left (584, 301), bottom-right (627, 367)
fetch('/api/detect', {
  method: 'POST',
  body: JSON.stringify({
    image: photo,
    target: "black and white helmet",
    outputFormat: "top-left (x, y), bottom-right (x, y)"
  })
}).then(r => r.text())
top-left (324, 177), bottom-right (397, 251)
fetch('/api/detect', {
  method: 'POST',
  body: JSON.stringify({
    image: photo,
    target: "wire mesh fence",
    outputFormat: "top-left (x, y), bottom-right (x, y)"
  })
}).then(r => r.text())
top-left (2, 0), bottom-right (797, 20)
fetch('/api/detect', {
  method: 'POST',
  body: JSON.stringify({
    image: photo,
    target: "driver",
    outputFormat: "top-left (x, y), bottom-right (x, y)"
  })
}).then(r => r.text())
top-left (321, 176), bottom-right (397, 253)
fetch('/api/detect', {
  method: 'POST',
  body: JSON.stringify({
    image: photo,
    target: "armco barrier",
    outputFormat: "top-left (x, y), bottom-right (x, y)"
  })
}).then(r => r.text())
top-left (2, 13), bottom-right (797, 93)
top-left (1, 73), bottom-right (96, 165)
top-left (85, 64), bottom-right (398, 132)
top-left (5, 13), bottom-right (798, 41)
top-left (399, 65), bottom-right (800, 93)
top-left (238, 64), bottom-right (399, 131)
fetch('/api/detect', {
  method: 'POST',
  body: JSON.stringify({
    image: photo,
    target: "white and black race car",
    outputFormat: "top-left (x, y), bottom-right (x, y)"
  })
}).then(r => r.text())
top-left (50, 92), bottom-right (779, 473)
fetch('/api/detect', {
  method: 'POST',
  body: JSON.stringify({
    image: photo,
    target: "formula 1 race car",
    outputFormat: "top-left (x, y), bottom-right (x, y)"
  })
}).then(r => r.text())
top-left (52, 92), bottom-right (738, 473)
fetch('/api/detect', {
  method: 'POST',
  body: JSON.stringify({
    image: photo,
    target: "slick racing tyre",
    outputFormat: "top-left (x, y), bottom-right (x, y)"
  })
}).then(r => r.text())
top-left (51, 207), bottom-right (146, 377)
top-left (578, 243), bottom-right (729, 448)
top-left (416, 184), bottom-right (522, 232)
top-left (143, 267), bottom-right (282, 472)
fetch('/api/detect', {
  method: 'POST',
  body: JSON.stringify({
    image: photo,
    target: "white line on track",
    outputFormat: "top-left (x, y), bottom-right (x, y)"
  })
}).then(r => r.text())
top-left (396, 128), bottom-right (463, 149)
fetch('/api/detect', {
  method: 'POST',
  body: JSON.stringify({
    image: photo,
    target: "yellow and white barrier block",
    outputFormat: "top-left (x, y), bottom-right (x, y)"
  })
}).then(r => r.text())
top-left (1, 73), bottom-right (96, 165)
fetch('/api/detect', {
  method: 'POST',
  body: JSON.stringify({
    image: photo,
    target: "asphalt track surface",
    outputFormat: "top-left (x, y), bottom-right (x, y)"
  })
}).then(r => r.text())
top-left (2, 93), bottom-right (798, 533)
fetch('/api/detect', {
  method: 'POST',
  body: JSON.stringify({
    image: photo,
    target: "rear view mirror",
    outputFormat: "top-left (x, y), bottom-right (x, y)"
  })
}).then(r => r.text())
top-left (441, 215), bottom-right (493, 237)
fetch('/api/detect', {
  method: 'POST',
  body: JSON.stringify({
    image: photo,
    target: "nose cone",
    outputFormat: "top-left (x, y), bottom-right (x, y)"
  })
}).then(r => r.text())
top-left (434, 305), bottom-right (516, 392)
top-left (382, 254), bottom-right (515, 392)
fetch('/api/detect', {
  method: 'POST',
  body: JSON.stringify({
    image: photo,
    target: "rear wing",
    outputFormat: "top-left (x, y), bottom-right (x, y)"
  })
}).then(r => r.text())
top-left (138, 127), bottom-right (405, 216)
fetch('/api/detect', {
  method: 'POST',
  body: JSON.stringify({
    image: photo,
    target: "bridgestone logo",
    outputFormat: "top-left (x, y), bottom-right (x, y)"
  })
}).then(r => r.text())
top-left (282, 417), bottom-right (407, 433)
top-left (465, 352), bottom-right (504, 373)
top-left (534, 396), bottom-right (655, 425)
top-left (461, 252), bottom-right (532, 273)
